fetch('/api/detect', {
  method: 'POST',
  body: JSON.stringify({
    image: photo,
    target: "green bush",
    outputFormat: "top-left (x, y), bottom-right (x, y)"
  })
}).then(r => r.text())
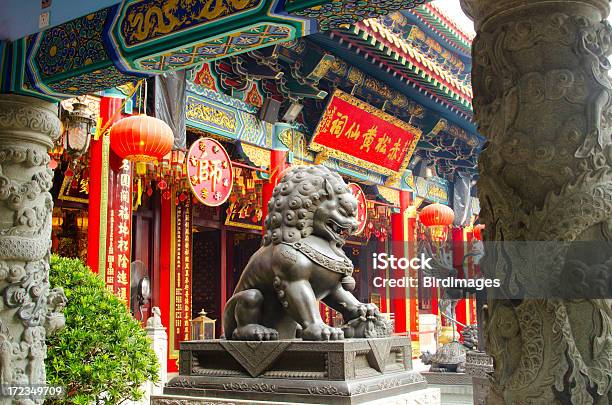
top-left (46, 255), bottom-right (159, 404)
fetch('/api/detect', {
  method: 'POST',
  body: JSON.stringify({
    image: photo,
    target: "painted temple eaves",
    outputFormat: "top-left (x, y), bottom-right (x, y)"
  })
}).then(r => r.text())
top-left (0, 0), bottom-right (435, 101)
top-left (1, 0), bottom-right (480, 186)
top-left (181, 1), bottom-right (481, 185)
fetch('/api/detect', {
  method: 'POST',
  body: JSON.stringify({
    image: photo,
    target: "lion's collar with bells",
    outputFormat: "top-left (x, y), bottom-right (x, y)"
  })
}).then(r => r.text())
top-left (280, 241), bottom-right (357, 291)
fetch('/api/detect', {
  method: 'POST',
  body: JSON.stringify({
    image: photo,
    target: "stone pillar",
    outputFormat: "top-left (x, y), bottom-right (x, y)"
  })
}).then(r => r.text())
top-left (132, 307), bottom-right (168, 405)
top-left (460, 0), bottom-right (612, 403)
top-left (0, 94), bottom-right (64, 403)
top-left (146, 321), bottom-right (168, 396)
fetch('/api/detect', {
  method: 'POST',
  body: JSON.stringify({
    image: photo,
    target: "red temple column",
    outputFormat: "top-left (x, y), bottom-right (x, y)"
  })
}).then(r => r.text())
top-left (452, 227), bottom-right (467, 333)
top-left (261, 149), bottom-right (287, 232)
top-left (159, 190), bottom-right (175, 372)
top-left (390, 190), bottom-right (413, 334)
top-left (407, 203), bottom-right (418, 339)
top-left (87, 96), bottom-right (123, 273)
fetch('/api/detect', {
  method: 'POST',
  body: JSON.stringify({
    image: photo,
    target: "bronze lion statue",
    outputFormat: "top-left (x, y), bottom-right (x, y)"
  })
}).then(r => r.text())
top-left (223, 165), bottom-right (391, 341)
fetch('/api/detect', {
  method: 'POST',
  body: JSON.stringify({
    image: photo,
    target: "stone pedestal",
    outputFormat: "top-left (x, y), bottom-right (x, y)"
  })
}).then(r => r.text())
top-left (151, 389), bottom-right (441, 405)
top-left (0, 95), bottom-right (63, 404)
top-left (146, 319), bottom-right (168, 395)
top-left (464, 351), bottom-right (492, 405)
top-left (126, 309), bottom-right (168, 405)
top-left (152, 337), bottom-right (440, 405)
top-left (422, 373), bottom-right (473, 405)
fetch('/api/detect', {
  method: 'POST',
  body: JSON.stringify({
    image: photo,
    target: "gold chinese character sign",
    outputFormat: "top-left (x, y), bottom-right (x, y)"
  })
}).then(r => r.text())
top-left (187, 138), bottom-right (233, 206)
top-left (310, 90), bottom-right (422, 176)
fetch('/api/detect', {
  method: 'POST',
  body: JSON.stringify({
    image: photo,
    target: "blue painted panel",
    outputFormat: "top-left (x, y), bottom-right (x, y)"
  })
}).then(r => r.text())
top-left (414, 175), bottom-right (450, 204)
top-left (185, 89), bottom-right (271, 147)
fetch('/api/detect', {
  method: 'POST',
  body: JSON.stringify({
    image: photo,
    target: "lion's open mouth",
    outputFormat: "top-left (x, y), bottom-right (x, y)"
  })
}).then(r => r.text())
top-left (327, 219), bottom-right (352, 239)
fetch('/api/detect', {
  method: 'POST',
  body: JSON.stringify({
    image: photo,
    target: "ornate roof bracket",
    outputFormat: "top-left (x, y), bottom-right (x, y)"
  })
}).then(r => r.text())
top-left (232, 55), bottom-right (284, 80)
top-left (276, 73), bottom-right (327, 100)
top-left (302, 54), bottom-right (336, 84)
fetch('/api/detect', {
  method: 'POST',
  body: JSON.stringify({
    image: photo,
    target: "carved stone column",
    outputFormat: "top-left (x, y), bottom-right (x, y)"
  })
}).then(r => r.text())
top-left (460, 1), bottom-right (612, 403)
top-left (0, 95), bottom-right (65, 404)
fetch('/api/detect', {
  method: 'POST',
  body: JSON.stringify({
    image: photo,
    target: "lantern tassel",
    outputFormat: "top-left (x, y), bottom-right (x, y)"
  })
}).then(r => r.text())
top-left (93, 117), bottom-right (103, 141)
top-left (136, 178), bottom-right (143, 209)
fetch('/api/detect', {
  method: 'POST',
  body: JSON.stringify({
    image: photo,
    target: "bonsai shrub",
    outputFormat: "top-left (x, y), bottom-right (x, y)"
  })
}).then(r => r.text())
top-left (46, 255), bottom-right (159, 404)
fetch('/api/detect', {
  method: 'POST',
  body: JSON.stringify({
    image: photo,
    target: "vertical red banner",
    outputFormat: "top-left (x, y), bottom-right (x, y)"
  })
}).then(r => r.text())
top-left (452, 227), bottom-right (466, 332)
top-left (159, 190), bottom-right (175, 371)
top-left (105, 159), bottom-right (133, 303)
top-left (88, 96), bottom-right (123, 274)
top-left (173, 195), bottom-right (192, 351)
top-left (183, 198), bottom-right (192, 341)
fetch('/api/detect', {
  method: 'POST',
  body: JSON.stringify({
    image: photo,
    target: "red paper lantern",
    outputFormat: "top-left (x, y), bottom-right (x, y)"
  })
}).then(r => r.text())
top-left (419, 203), bottom-right (454, 227)
top-left (110, 115), bottom-right (173, 163)
top-left (419, 203), bottom-right (454, 242)
top-left (474, 224), bottom-right (485, 240)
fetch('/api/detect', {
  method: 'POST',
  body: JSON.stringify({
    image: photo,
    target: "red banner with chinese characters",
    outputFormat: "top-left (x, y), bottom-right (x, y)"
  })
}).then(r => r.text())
top-left (172, 195), bottom-right (192, 352)
top-left (187, 137), bottom-right (233, 206)
top-left (311, 90), bottom-right (422, 175)
top-left (105, 159), bottom-right (133, 303)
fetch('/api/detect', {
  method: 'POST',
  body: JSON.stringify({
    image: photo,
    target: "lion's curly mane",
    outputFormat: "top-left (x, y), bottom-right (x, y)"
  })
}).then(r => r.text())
top-left (263, 165), bottom-right (353, 246)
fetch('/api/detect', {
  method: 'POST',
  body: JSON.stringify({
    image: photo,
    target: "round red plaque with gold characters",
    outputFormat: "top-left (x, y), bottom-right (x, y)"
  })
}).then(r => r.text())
top-left (348, 183), bottom-right (367, 235)
top-left (187, 138), bottom-right (233, 206)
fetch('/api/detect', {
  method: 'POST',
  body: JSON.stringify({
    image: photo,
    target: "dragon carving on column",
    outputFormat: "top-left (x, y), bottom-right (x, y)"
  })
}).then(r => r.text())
top-left (460, 0), bottom-right (612, 403)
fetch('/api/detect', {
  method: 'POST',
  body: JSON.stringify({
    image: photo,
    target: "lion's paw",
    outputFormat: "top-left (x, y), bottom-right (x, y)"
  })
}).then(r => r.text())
top-left (341, 309), bottom-right (392, 339)
top-left (356, 303), bottom-right (380, 318)
top-left (232, 324), bottom-right (279, 341)
top-left (302, 323), bottom-right (344, 341)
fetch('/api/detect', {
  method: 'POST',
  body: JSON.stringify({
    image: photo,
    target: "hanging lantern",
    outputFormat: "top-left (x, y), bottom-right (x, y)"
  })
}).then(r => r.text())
top-left (52, 208), bottom-right (64, 229)
top-left (377, 227), bottom-right (388, 242)
top-left (76, 211), bottom-right (89, 232)
top-left (61, 101), bottom-right (95, 158)
top-left (109, 115), bottom-right (174, 175)
top-left (49, 142), bottom-right (65, 161)
top-left (419, 203), bottom-right (454, 242)
top-left (161, 151), bottom-right (171, 170)
top-left (171, 150), bottom-right (186, 179)
top-left (474, 224), bottom-right (485, 240)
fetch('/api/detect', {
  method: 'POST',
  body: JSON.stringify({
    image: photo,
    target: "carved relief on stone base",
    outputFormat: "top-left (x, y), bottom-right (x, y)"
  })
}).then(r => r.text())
top-left (0, 95), bottom-right (65, 404)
